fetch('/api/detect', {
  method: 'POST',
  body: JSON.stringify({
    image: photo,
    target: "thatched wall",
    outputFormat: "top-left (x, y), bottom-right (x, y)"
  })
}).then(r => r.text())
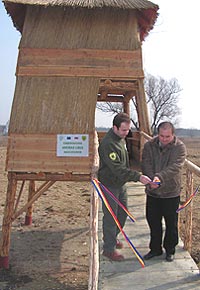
top-left (9, 77), bottom-right (99, 134)
top-left (9, 5), bottom-right (141, 134)
top-left (21, 6), bottom-right (140, 50)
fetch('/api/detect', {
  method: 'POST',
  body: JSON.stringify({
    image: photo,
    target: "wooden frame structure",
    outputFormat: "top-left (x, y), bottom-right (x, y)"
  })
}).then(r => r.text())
top-left (1, 2), bottom-right (159, 283)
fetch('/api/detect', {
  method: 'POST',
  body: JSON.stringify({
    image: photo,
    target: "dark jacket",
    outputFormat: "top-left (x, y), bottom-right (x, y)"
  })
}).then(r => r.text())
top-left (142, 135), bottom-right (186, 198)
top-left (98, 129), bottom-right (141, 187)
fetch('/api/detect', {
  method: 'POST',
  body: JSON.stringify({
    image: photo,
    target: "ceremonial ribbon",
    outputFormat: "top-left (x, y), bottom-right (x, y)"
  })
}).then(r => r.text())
top-left (91, 178), bottom-right (145, 268)
top-left (96, 179), bottom-right (136, 223)
top-left (176, 185), bottom-right (200, 213)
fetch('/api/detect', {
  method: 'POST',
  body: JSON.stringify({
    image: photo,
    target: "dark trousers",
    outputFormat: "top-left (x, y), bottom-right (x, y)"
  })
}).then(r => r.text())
top-left (102, 185), bottom-right (127, 252)
top-left (146, 195), bottom-right (180, 254)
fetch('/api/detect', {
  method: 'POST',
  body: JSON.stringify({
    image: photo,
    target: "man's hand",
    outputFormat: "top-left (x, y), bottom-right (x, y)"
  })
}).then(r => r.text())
top-left (140, 175), bottom-right (152, 185)
top-left (149, 176), bottom-right (161, 189)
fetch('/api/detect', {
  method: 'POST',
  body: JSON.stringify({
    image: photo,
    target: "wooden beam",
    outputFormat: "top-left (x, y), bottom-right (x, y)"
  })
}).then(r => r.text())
top-left (11, 172), bottom-right (91, 182)
top-left (97, 95), bottom-right (124, 102)
top-left (98, 79), bottom-right (137, 102)
top-left (99, 79), bottom-right (139, 91)
top-left (16, 48), bottom-right (144, 78)
top-left (12, 181), bottom-right (55, 221)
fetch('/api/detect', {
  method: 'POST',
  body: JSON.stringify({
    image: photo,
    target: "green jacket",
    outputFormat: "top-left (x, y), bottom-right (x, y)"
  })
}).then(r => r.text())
top-left (142, 135), bottom-right (186, 198)
top-left (98, 129), bottom-right (141, 187)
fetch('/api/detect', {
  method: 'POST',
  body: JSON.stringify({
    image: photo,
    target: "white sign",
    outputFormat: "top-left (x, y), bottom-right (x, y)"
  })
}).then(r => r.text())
top-left (57, 134), bottom-right (89, 157)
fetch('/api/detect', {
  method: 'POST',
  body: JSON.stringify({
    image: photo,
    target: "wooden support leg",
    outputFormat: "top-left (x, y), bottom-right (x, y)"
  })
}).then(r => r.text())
top-left (25, 180), bottom-right (35, 225)
top-left (0, 173), bottom-right (17, 269)
top-left (136, 80), bottom-right (151, 135)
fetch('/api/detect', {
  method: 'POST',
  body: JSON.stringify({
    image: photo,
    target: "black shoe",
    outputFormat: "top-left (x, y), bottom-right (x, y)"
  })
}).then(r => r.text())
top-left (144, 250), bottom-right (163, 260)
top-left (166, 254), bottom-right (174, 262)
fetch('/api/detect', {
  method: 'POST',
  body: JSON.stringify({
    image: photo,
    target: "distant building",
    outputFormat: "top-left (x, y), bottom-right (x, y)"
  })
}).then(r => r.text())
top-left (0, 121), bottom-right (9, 135)
top-left (0, 125), bottom-right (6, 135)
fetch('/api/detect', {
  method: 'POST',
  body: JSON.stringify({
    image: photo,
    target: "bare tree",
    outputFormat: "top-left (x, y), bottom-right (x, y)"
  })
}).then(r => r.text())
top-left (96, 74), bottom-right (182, 134)
top-left (96, 102), bottom-right (122, 114)
top-left (145, 74), bottom-right (182, 135)
top-left (96, 100), bottom-right (139, 129)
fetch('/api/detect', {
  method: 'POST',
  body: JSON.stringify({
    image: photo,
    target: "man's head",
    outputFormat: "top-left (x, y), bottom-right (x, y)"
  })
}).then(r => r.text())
top-left (157, 121), bottom-right (175, 146)
top-left (113, 113), bottom-right (131, 139)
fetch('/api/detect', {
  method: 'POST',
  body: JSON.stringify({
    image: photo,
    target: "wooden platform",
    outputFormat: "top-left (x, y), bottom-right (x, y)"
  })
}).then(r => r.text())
top-left (98, 183), bottom-right (200, 290)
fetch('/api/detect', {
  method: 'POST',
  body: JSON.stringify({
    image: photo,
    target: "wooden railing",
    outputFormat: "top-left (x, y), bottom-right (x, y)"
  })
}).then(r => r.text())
top-left (88, 131), bottom-right (200, 290)
top-left (140, 131), bottom-right (200, 253)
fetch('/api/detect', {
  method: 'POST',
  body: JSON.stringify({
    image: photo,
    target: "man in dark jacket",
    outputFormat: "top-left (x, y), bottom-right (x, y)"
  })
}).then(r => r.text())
top-left (98, 113), bottom-right (151, 261)
top-left (142, 121), bottom-right (186, 262)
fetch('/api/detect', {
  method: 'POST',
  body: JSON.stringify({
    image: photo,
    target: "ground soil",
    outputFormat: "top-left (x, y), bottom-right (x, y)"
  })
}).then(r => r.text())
top-left (0, 136), bottom-right (90, 290)
top-left (0, 136), bottom-right (200, 289)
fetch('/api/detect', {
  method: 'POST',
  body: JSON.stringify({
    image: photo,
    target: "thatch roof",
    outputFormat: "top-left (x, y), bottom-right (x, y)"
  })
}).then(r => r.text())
top-left (3, 0), bottom-right (158, 9)
top-left (3, 0), bottom-right (159, 40)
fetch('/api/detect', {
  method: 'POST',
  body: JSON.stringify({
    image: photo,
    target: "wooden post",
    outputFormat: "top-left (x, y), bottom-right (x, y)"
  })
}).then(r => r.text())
top-left (0, 173), bottom-right (17, 269)
top-left (123, 99), bottom-right (130, 116)
top-left (25, 180), bottom-right (35, 225)
top-left (88, 131), bottom-right (99, 290)
top-left (184, 169), bottom-right (193, 252)
top-left (88, 187), bottom-right (99, 290)
top-left (136, 79), bottom-right (151, 135)
top-left (139, 133), bottom-right (146, 162)
top-left (135, 80), bottom-right (151, 161)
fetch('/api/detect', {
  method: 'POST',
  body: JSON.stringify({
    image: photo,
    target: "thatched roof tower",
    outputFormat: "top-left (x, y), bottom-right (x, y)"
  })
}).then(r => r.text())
top-left (0, 0), bottom-right (159, 273)
top-left (3, 0), bottom-right (158, 174)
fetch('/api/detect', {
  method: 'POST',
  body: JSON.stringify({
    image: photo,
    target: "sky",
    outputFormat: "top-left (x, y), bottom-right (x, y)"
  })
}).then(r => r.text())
top-left (0, 0), bottom-right (199, 129)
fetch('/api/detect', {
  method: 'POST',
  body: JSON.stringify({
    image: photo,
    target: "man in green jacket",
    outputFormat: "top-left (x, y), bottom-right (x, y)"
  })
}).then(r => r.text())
top-left (142, 121), bottom-right (186, 262)
top-left (98, 113), bottom-right (151, 261)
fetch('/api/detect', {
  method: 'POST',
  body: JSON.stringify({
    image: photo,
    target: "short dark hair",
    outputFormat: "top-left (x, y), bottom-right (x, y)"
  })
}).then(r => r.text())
top-left (113, 113), bottom-right (130, 129)
top-left (157, 121), bottom-right (175, 134)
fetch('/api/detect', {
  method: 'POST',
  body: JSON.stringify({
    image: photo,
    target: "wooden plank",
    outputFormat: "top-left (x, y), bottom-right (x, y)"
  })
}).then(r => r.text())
top-left (18, 48), bottom-right (143, 66)
top-left (14, 172), bottom-right (91, 181)
top-left (17, 66), bottom-right (144, 78)
top-left (8, 134), bottom-right (57, 151)
top-left (16, 48), bottom-right (144, 78)
top-left (7, 134), bottom-right (94, 148)
top-left (6, 133), bottom-right (94, 173)
top-left (7, 159), bottom-right (92, 169)
top-left (7, 151), bottom-right (94, 163)
top-left (7, 161), bottom-right (92, 173)
top-left (6, 162), bottom-right (92, 174)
